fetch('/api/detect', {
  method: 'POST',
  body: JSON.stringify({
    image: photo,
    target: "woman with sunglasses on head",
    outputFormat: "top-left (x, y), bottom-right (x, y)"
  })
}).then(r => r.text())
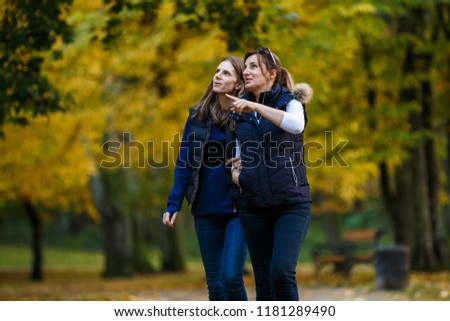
top-left (162, 56), bottom-right (248, 301)
top-left (227, 48), bottom-right (313, 301)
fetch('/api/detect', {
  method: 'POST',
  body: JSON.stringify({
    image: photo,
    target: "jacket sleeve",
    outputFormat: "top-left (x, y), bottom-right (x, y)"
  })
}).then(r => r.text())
top-left (165, 117), bottom-right (193, 215)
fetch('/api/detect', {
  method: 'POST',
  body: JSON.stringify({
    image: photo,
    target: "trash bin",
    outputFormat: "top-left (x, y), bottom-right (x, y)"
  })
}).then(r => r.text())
top-left (374, 246), bottom-right (410, 290)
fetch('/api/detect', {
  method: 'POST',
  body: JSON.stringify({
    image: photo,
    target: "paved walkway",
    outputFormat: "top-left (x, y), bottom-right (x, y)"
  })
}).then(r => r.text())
top-left (129, 287), bottom-right (408, 301)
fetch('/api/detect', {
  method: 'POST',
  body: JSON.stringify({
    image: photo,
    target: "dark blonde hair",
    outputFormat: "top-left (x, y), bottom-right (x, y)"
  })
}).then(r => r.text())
top-left (191, 56), bottom-right (245, 129)
top-left (244, 47), bottom-right (294, 91)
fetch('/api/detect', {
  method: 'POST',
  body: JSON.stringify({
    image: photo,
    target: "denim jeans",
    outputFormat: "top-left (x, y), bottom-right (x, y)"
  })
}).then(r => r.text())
top-left (240, 202), bottom-right (311, 301)
top-left (194, 214), bottom-right (248, 301)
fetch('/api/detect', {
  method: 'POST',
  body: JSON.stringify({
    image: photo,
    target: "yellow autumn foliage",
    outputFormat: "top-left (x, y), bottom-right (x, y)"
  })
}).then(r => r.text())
top-left (0, 112), bottom-right (98, 219)
top-left (3, 0), bottom-right (447, 221)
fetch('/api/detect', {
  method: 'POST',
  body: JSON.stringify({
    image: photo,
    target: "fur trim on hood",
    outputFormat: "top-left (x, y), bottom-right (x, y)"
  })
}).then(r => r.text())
top-left (292, 83), bottom-right (313, 105)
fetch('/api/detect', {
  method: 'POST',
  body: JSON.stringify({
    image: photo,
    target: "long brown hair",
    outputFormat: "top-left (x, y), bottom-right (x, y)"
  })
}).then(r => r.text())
top-left (244, 47), bottom-right (294, 91)
top-left (191, 56), bottom-right (245, 128)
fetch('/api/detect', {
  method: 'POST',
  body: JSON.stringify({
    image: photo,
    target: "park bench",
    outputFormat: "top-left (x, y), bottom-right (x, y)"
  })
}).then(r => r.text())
top-left (311, 228), bottom-right (384, 284)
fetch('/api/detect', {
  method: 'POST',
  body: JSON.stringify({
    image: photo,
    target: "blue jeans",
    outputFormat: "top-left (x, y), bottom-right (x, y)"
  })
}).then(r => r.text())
top-left (194, 215), bottom-right (248, 301)
top-left (240, 202), bottom-right (311, 301)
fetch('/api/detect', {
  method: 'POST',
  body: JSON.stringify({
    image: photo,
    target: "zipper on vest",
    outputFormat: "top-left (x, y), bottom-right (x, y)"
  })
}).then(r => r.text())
top-left (257, 94), bottom-right (266, 124)
top-left (289, 157), bottom-right (298, 186)
top-left (226, 126), bottom-right (238, 213)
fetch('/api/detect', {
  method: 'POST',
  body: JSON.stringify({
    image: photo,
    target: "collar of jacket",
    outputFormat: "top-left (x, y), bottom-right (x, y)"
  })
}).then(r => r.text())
top-left (241, 84), bottom-right (293, 107)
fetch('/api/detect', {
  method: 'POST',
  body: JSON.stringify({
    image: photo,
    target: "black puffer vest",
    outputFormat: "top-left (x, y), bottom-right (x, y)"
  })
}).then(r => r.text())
top-left (231, 85), bottom-right (311, 209)
top-left (184, 107), bottom-right (240, 211)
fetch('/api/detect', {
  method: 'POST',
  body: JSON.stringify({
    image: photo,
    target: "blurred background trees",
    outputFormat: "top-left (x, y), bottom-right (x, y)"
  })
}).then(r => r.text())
top-left (1, 0), bottom-right (449, 280)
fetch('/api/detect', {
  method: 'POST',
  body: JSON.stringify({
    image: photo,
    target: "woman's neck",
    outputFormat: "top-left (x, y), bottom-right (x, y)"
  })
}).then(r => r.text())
top-left (218, 94), bottom-right (233, 110)
top-left (252, 84), bottom-right (273, 102)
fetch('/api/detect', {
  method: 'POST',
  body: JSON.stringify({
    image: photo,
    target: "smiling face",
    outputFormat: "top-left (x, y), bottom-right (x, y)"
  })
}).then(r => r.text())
top-left (212, 61), bottom-right (240, 95)
top-left (243, 54), bottom-right (275, 96)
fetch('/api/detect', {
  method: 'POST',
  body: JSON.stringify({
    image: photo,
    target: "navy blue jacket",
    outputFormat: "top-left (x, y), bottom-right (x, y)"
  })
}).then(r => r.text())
top-left (166, 109), bottom-right (239, 216)
top-left (231, 84), bottom-right (311, 209)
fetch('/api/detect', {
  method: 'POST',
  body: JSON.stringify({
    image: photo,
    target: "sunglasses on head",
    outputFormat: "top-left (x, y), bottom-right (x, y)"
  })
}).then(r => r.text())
top-left (257, 47), bottom-right (276, 65)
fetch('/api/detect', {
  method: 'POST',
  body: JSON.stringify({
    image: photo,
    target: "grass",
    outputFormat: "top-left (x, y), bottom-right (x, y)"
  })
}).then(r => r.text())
top-left (0, 244), bottom-right (102, 271)
top-left (0, 245), bottom-right (448, 301)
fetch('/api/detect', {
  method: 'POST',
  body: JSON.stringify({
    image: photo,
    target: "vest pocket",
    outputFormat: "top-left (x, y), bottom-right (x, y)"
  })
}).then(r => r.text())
top-left (289, 157), bottom-right (298, 187)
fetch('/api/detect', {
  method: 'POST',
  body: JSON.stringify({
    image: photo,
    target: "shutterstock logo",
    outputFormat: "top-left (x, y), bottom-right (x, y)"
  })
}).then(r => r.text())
top-left (100, 132), bottom-right (181, 169)
top-left (100, 131), bottom-right (349, 169)
top-left (304, 131), bottom-right (349, 168)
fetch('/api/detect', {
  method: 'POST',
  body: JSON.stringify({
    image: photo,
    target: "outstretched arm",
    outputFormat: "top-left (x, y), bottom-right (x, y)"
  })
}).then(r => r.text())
top-left (226, 93), bottom-right (284, 126)
top-left (226, 94), bottom-right (304, 134)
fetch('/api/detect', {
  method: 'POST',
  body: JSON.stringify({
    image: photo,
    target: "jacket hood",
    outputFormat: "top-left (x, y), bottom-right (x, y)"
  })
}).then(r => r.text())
top-left (292, 83), bottom-right (313, 105)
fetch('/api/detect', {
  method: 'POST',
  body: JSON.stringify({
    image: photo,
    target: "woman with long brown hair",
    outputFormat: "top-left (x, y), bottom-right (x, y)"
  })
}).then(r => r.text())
top-left (163, 56), bottom-right (248, 301)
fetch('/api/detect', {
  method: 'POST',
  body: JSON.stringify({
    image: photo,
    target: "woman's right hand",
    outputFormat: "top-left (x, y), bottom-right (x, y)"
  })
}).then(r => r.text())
top-left (232, 167), bottom-right (240, 187)
top-left (227, 157), bottom-right (241, 187)
top-left (162, 212), bottom-right (178, 228)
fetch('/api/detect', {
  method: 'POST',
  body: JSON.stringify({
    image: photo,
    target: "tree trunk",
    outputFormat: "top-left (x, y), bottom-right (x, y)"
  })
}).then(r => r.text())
top-left (132, 214), bottom-right (155, 273)
top-left (23, 200), bottom-right (43, 280)
top-left (420, 53), bottom-right (448, 269)
top-left (90, 171), bottom-right (134, 277)
top-left (381, 43), bottom-right (418, 247)
top-left (161, 226), bottom-right (186, 272)
top-left (445, 122), bottom-right (450, 269)
top-left (408, 129), bottom-right (435, 270)
top-left (100, 205), bottom-right (134, 277)
top-left (391, 9), bottom-right (440, 270)
top-left (123, 163), bottom-right (154, 274)
top-left (393, 158), bottom-right (414, 246)
top-left (435, 2), bottom-right (450, 269)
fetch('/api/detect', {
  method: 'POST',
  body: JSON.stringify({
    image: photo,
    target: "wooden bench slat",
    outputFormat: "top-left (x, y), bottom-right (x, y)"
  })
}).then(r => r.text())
top-left (315, 255), bottom-right (346, 264)
top-left (352, 254), bottom-right (373, 262)
top-left (342, 229), bottom-right (378, 242)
